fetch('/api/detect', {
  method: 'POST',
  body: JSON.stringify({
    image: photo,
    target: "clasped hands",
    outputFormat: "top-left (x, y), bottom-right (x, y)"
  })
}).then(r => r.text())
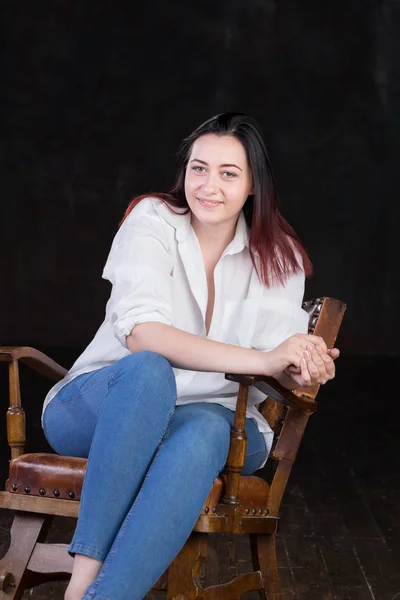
top-left (271, 333), bottom-right (340, 388)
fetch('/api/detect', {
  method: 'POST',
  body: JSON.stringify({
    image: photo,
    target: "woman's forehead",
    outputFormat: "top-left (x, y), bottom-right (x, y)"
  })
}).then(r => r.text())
top-left (189, 134), bottom-right (248, 167)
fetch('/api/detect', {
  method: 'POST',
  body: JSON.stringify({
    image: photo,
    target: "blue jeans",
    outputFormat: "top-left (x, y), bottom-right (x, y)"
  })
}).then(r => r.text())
top-left (43, 351), bottom-right (267, 600)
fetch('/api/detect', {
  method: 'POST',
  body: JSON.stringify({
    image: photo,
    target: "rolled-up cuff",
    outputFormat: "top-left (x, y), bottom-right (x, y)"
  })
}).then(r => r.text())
top-left (68, 542), bottom-right (107, 561)
top-left (114, 312), bottom-right (173, 347)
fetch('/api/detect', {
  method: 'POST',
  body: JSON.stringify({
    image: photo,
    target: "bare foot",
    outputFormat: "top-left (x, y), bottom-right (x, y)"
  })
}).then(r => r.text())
top-left (65, 554), bottom-right (103, 600)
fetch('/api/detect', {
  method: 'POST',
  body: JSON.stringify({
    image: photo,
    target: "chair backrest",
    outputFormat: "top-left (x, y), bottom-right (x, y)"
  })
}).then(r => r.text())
top-left (254, 296), bottom-right (346, 516)
top-left (259, 297), bottom-right (346, 461)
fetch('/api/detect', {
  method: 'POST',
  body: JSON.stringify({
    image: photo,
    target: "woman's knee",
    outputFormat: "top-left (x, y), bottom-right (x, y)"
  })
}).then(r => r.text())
top-left (173, 406), bottom-right (231, 473)
top-left (111, 351), bottom-right (177, 408)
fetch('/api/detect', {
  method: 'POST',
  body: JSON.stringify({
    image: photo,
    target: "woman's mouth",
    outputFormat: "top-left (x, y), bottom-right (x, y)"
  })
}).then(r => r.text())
top-left (197, 197), bottom-right (222, 208)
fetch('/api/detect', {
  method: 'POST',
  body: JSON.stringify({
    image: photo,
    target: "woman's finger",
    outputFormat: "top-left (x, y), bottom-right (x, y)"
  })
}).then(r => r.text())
top-left (320, 352), bottom-right (335, 378)
top-left (301, 334), bottom-right (328, 352)
top-left (306, 356), bottom-right (319, 380)
top-left (327, 348), bottom-right (340, 360)
top-left (314, 347), bottom-right (338, 383)
top-left (300, 358), bottom-right (311, 383)
top-left (306, 349), bottom-right (327, 383)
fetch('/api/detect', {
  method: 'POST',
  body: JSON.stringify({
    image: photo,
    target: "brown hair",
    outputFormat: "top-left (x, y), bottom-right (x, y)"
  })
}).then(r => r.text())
top-left (121, 113), bottom-right (312, 287)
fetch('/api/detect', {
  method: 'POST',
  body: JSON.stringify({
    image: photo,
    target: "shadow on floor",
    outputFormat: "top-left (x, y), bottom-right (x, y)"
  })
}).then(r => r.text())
top-left (1, 351), bottom-right (399, 599)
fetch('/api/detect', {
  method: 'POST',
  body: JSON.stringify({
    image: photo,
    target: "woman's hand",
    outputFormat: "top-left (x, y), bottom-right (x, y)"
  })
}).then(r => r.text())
top-left (284, 345), bottom-right (339, 387)
top-left (264, 334), bottom-right (339, 386)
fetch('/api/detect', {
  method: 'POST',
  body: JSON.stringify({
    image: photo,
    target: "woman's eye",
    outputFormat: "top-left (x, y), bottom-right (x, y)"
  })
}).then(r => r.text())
top-left (223, 171), bottom-right (236, 178)
top-left (192, 166), bottom-right (205, 173)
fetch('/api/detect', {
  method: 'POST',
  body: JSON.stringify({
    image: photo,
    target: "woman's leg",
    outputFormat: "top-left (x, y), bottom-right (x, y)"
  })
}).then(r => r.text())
top-left (82, 402), bottom-right (267, 600)
top-left (43, 351), bottom-right (177, 599)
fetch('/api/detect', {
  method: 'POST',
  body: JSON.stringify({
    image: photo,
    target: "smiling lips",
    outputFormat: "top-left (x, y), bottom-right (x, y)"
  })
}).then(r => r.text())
top-left (197, 197), bottom-right (222, 208)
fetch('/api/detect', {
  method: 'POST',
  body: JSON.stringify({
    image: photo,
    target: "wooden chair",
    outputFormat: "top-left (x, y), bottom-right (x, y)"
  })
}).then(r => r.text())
top-left (0, 296), bottom-right (345, 600)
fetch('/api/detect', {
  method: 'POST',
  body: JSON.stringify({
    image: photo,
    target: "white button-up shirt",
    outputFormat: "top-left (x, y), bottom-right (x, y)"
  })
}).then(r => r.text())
top-left (43, 197), bottom-right (309, 462)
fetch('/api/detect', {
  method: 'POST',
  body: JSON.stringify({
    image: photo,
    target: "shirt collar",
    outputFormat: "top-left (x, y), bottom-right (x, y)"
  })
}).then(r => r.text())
top-left (154, 200), bottom-right (191, 242)
top-left (223, 211), bottom-right (249, 256)
top-left (154, 198), bottom-right (249, 254)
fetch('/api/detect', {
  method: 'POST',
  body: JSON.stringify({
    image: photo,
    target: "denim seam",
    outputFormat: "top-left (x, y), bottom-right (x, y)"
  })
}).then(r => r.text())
top-left (246, 424), bottom-right (268, 460)
top-left (69, 544), bottom-right (106, 562)
top-left (246, 448), bottom-right (267, 457)
top-left (83, 399), bottom-right (176, 600)
top-left (68, 373), bottom-right (118, 557)
top-left (48, 372), bottom-right (115, 406)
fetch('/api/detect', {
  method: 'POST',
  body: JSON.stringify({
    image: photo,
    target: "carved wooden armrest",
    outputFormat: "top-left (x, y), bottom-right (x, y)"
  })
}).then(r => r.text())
top-left (1, 347), bottom-right (68, 460)
top-left (221, 296), bottom-right (346, 506)
top-left (221, 371), bottom-right (317, 506)
top-left (225, 373), bottom-right (317, 413)
top-left (0, 346), bottom-right (68, 382)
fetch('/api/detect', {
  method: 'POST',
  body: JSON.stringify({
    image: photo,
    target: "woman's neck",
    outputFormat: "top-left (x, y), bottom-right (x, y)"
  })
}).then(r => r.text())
top-left (190, 214), bottom-right (238, 261)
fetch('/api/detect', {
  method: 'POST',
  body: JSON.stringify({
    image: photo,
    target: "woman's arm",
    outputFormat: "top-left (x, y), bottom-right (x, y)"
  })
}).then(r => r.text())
top-left (127, 322), bottom-right (267, 374)
top-left (127, 322), bottom-right (328, 379)
top-left (251, 267), bottom-right (339, 388)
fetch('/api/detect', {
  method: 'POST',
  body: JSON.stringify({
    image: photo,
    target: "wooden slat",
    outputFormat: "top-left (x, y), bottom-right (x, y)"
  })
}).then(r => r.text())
top-left (0, 512), bottom-right (48, 599)
top-left (201, 572), bottom-right (263, 600)
top-left (287, 434), bottom-right (378, 600)
top-left (27, 543), bottom-right (73, 575)
top-left (0, 492), bottom-right (79, 518)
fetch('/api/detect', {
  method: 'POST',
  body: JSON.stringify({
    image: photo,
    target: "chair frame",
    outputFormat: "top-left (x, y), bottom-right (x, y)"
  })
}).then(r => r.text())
top-left (0, 296), bottom-right (346, 600)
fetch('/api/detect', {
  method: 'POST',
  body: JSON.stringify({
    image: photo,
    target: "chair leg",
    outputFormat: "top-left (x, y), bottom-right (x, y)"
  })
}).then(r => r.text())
top-left (168, 532), bottom-right (207, 600)
top-left (0, 511), bottom-right (52, 600)
top-left (250, 533), bottom-right (282, 600)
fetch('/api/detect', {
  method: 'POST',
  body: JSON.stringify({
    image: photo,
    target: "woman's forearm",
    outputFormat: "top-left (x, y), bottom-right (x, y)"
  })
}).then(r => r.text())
top-left (127, 322), bottom-right (268, 376)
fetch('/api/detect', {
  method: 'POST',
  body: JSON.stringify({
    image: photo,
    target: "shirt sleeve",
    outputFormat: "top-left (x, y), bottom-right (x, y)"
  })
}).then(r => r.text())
top-left (252, 268), bottom-right (309, 352)
top-left (102, 200), bottom-right (174, 348)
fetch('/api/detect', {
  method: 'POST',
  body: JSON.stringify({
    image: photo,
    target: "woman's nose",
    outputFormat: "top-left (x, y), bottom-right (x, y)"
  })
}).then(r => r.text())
top-left (201, 174), bottom-right (218, 195)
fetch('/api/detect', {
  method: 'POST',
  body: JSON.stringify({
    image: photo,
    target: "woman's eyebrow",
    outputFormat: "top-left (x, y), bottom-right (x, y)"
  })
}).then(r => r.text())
top-left (190, 158), bottom-right (243, 172)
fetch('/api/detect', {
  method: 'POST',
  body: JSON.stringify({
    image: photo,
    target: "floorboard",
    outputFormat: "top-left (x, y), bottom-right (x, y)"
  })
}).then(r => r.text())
top-left (0, 354), bottom-right (398, 599)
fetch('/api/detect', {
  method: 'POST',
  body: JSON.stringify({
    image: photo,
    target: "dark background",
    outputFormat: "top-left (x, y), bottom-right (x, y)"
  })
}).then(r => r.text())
top-left (2, 1), bottom-right (399, 355)
top-left (1, 3), bottom-right (400, 597)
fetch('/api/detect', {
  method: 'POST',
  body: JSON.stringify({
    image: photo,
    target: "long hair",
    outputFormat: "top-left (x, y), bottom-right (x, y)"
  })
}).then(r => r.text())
top-left (120, 112), bottom-right (312, 286)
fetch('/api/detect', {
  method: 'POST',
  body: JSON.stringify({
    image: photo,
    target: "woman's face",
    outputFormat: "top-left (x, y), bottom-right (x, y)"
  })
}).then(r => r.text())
top-left (184, 134), bottom-right (253, 230)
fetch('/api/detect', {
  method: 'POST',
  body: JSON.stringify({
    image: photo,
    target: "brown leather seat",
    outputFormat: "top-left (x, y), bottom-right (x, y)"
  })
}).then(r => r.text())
top-left (0, 298), bottom-right (346, 599)
top-left (7, 453), bottom-right (270, 517)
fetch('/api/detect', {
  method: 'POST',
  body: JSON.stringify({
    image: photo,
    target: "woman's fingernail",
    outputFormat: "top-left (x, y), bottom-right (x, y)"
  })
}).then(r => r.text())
top-left (316, 344), bottom-right (322, 351)
top-left (307, 344), bottom-right (313, 351)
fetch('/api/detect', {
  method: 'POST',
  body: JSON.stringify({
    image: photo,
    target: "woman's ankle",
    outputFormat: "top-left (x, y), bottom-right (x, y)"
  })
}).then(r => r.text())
top-left (65, 553), bottom-right (103, 600)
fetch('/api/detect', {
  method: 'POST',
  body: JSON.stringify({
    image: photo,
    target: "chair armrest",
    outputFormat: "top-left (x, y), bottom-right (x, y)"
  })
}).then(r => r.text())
top-left (225, 373), bottom-right (317, 413)
top-left (0, 346), bottom-right (67, 382)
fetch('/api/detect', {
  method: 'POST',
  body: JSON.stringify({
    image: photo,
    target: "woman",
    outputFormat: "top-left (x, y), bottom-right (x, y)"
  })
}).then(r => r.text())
top-left (42, 112), bottom-right (339, 600)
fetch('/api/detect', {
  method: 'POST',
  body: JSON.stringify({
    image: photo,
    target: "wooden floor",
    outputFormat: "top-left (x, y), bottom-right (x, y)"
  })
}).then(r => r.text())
top-left (0, 353), bottom-right (399, 599)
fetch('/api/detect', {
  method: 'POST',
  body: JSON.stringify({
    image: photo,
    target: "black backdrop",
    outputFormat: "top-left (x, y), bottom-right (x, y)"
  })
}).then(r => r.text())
top-left (2, 1), bottom-right (399, 355)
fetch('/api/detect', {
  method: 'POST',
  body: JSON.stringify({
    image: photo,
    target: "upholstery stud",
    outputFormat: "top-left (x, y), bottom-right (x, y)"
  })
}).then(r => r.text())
top-left (11, 483), bottom-right (18, 491)
top-left (53, 490), bottom-right (60, 498)
top-left (68, 491), bottom-right (75, 499)
top-left (24, 486), bottom-right (31, 494)
top-left (204, 506), bottom-right (209, 514)
top-left (39, 488), bottom-right (46, 496)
